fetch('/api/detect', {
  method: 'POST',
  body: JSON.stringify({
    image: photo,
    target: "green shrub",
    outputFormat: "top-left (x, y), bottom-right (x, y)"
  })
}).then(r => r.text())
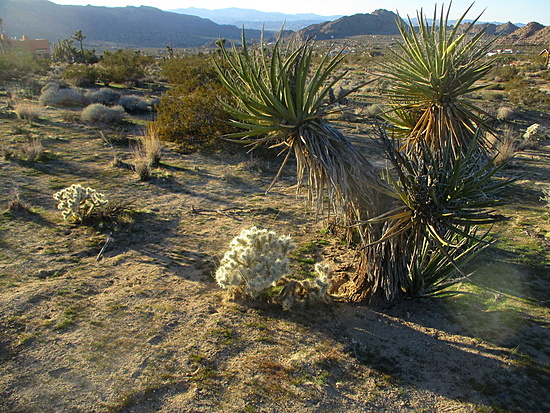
top-left (0, 49), bottom-right (49, 81)
top-left (506, 78), bottom-right (550, 107)
top-left (155, 54), bottom-right (237, 149)
top-left (39, 84), bottom-right (85, 107)
top-left (62, 64), bottom-right (98, 87)
top-left (81, 103), bottom-right (126, 124)
top-left (96, 49), bottom-right (151, 85)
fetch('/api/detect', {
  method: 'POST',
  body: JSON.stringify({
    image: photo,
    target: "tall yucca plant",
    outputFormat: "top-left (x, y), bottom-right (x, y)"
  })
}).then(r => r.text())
top-left (214, 33), bottom-right (393, 224)
top-left (215, 33), bottom-right (409, 304)
top-left (380, 4), bottom-right (495, 156)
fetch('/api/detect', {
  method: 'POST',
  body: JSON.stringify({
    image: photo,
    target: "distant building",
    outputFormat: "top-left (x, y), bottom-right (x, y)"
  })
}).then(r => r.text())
top-left (0, 33), bottom-right (51, 57)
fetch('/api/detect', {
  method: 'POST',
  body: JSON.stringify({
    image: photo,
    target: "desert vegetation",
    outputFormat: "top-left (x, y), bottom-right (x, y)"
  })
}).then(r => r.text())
top-left (0, 5), bottom-right (549, 413)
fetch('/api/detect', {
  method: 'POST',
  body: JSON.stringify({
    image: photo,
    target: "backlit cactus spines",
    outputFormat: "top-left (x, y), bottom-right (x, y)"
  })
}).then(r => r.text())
top-left (215, 226), bottom-right (296, 298)
top-left (53, 184), bottom-right (107, 221)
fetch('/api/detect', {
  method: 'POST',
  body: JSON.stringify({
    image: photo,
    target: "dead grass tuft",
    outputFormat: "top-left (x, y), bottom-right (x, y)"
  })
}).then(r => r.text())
top-left (20, 138), bottom-right (45, 161)
top-left (13, 102), bottom-right (42, 121)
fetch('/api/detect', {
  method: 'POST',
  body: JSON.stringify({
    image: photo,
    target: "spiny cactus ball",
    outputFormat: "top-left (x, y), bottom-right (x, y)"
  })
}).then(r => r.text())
top-left (215, 226), bottom-right (296, 298)
top-left (53, 184), bottom-right (108, 221)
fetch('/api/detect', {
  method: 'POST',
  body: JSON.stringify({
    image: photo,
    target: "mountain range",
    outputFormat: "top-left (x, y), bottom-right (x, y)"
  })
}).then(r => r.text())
top-left (0, 0), bottom-right (548, 49)
top-left (168, 7), bottom-right (341, 31)
top-left (0, 0), bottom-right (261, 48)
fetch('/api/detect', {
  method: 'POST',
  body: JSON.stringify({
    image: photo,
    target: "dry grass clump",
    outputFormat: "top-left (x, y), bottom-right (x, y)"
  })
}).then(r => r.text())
top-left (5, 187), bottom-right (29, 213)
top-left (85, 88), bottom-right (121, 106)
top-left (130, 124), bottom-right (163, 180)
top-left (20, 138), bottom-right (45, 161)
top-left (492, 134), bottom-right (519, 165)
top-left (1, 143), bottom-right (16, 160)
top-left (131, 148), bottom-right (152, 181)
top-left (140, 123), bottom-right (163, 166)
top-left (39, 83), bottom-right (85, 107)
top-left (13, 102), bottom-right (42, 121)
top-left (496, 106), bottom-right (514, 121)
top-left (81, 103), bottom-right (126, 124)
top-left (364, 103), bottom-right (385, 118)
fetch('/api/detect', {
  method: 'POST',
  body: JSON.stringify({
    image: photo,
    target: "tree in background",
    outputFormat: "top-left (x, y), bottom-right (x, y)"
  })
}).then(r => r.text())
top-left (71, 30), bottom-right (86, 64)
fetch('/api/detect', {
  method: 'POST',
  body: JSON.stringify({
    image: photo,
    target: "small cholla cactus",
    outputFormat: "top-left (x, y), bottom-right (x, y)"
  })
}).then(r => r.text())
top-left (53, 184), bottom-right (107, 221)
top-left (278, 262), bottom-right (332, 310)
top-left (523, 123), bottom-right (547, 143)
top-left (215, 226), bottom-right (296, 298)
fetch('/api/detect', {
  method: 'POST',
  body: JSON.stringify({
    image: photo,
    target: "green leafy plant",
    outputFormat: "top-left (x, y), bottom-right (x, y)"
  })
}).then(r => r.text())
top-left (62, 64), bottom-right (98, 87)
top-left (53, 184), bottom-right (108, 222)
top-left (155, 54), bottom-right (237, 149)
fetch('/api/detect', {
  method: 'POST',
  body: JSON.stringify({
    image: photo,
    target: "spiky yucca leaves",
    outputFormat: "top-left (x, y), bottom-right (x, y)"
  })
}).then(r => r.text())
top-left (215, 34), bottom-right (408, 304)
top-left (380, 4), bottom-right (495, 156)
top-left (368, 132), bottom-right (512, 297)
top-left (215, 33), bottom-right (393, 227)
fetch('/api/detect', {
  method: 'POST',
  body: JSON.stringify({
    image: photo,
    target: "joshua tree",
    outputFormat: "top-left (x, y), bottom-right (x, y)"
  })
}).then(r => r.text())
top-left (71, 30), bottom-right (86, 63)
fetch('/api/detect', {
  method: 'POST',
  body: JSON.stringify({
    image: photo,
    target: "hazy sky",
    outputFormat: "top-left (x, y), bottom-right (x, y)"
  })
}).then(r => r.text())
top-left (48, 0), bottom-right (550, 25)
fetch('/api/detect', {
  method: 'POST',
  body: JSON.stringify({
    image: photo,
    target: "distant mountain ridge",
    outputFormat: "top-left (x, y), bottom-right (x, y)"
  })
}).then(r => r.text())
top-left (0, 0), bottom-right (261, 48)
top-left (297, 10), bottom-right (403, 39)
top-left (169, 7), bottom-right (342, 31)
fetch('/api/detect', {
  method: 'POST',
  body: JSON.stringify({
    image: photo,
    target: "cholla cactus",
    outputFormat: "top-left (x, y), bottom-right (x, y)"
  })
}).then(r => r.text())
top-left (215, 226), bottom-right (295, 297)
top-left (278, 263), bottom-right (332, 310)
top-left (53, 184), bottom-right (107, 221)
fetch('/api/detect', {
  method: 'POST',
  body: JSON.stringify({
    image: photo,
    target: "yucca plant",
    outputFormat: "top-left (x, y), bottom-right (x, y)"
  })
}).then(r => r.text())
top-left (215, 33), bottom-right (393, 225)
top-left (215, 33), bottom-right (409, 304)
top-left (380, 4), bottom-right (496, 156)
top-left (370, 132), bottom-right (513, 297)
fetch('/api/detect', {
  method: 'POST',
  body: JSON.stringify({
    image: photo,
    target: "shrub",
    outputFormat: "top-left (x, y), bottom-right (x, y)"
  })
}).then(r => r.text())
top-left (155, 83), bottom-right (236, 147)
top-left (39, 84), bottom-right (85, 107)
top-left (85, 88), bottom-right (121, 106)
top-left (496, 106), bottom-right (514, 121)
top-left (118, 95), bottom-right (150, 113)
top-left (155, 54), bottom-right (238, 149)
top-left (62, 64), bottom-right (98, 87)
top-left (96, 49), bottom-right (150, 85)
top-left (0, 49), bottom-right (49, 81)
top-left (215, 227), bottom-right (296, 298)
top-left (506, 78), bottom-right (550, 107)
top-left (53, 184), bottom-right (108, 222)
top-left (13, 102), bottom-right (42, 121)
top-left (492, 133), bottom-right (519, 165)
top-left (141, 123), bottom-right (162, 166)
top-left (131, 146), bottom-right (152, 181)
top-left (81, 103), bottom-right (125, 124)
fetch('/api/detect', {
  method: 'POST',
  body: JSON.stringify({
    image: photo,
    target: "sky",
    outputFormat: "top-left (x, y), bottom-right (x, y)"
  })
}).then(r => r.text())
top-left (48, 0), bottom-right (550, 25)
